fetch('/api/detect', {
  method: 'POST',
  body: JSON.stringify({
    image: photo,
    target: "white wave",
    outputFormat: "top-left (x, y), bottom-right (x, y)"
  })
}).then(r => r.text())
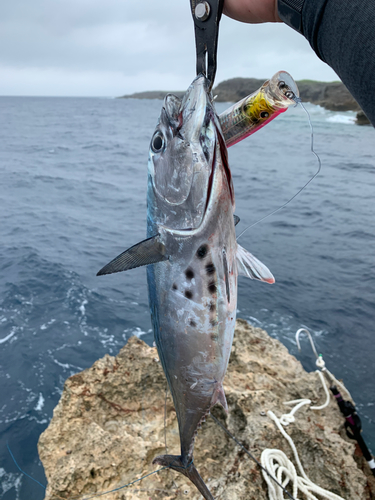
top-left (34, 393), bottom-right (45, 411)
top-left (41, 318), bottom-right (56, 330)
top-left (0, 468), bottom-right (22, 498)
top-left (79, 299), bottom-right (88, 315)
top-left (326, 114), bottom-right (356, 125)
top-left (123, 326), bottom-right (148, 338)
top-left (53, 358), bottom-right (70, 369)
top-left (248, 316), bottom-right (262, 325)
top-left (0, 329), bottom-right (16, 344)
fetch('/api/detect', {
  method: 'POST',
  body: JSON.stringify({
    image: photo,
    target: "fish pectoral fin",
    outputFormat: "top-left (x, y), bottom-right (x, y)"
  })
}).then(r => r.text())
top-left (97, 234), bottom-right (168, 276)
top-left (236, 245), bottom-right (275, 284)
top-left (233, 214), bottom-right (240, 226)
top-left (211, 385), bottom-right (228, 413)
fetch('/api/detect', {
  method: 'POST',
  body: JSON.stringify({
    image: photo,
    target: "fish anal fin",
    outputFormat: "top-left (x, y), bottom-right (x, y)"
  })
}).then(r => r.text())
top-left (97, 234), bottom-right (168, 276)
top-left (211, 385), bottom-right (228, 413)
top-left (233, 214), bottom-right (240, 226)
top-left (236, 244), bottom-right (275, 284)
top-left (153, 455), bottom-right (214, 500)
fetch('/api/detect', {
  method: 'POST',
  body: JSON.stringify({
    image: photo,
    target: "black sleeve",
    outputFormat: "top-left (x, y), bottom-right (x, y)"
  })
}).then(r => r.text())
top-left (279, 0), bottom-right (375, 126)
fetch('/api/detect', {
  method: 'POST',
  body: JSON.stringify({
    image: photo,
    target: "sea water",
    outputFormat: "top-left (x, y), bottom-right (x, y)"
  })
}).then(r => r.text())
top-left (0, 96), bottom-right (374, 499)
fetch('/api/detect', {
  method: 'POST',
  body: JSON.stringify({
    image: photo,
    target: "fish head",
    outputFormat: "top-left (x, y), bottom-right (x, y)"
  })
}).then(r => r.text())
top-left (148, 75), bottom-right (227, 230)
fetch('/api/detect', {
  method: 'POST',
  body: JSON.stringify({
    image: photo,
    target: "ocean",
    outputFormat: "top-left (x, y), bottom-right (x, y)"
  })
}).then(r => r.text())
top-left (0, 95), bottom-right (374, 499)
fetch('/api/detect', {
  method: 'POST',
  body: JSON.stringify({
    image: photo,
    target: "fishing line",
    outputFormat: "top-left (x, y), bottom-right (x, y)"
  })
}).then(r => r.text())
top-left (164, 383), bottom-right (169, 454)
top-left (210, 413), bottom-right (297, 500)
top-left (236, 98), bottom-right (321, 241)
top-left (53, 460), bottom-right (192, 500)
top-left (6, 439), bottom-right (187, 500)
top-left (6, 442), bottom-right (47, 491)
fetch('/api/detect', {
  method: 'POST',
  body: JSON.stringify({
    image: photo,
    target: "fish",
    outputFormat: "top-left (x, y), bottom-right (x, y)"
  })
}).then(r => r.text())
top-left (219, 71), bottom-right (299, 147)
top-left (97, 74), bottom-right (274, 499)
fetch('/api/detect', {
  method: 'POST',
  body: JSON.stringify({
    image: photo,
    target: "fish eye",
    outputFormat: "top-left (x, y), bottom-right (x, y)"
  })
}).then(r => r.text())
top-left (151, 132), bottom-right (164, 153)
top-left (278, 81), bottom-right (295, 100)
top-left (260, 111), bottom-right (269, 119)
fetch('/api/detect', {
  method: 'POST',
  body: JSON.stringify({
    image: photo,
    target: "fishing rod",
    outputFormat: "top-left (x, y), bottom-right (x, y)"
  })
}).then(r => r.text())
top-left (296, 328), bottom-right (375, 477)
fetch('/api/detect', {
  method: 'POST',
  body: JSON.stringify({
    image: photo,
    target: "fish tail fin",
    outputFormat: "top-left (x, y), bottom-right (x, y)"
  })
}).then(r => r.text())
top-left (153, 454), bottom-right (215, 500)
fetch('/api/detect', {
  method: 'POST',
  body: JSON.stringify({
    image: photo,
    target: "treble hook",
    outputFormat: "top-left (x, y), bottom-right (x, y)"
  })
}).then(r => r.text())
top-left (295, 328), bottom-right (319, 360)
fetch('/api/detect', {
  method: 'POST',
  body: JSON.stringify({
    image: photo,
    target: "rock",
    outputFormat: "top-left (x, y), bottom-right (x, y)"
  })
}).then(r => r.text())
top-left (212, 77), bottom-right (266, 103)
top-left (38, 319), bottom-right (375, 499)
top-left (213, 78), bottom-right (361, 112)
top-left (314, 82), bottom-right (360, 112)
top-left (356, 110), bottom-right (372, 126)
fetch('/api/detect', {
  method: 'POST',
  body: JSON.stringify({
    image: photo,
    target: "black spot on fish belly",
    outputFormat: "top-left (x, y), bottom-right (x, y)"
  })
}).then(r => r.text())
top-left (208, 281), bottom-right (216, 294)
top-left (189, 319), bottom-right (197, 327)
top-left (209, 302), bottom-right (216, 312)
top-left (196, 244), bottom-right (208, 259)
top-left (205, 262), bottom-right (215, 275)
top-left (210, 319), bottom-right (218, 327)
top-left (172, 283), bottom-right (178, 290)
top-left (185, 268), bottom-right (194, 280)
top-left (211, 333), bottom-right (219, 341)
top-left (185, 290), bottom-right (193, 299)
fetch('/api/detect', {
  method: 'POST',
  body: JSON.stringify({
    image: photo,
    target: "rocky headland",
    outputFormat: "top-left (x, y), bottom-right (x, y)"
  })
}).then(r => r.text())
top-left (38, 319), bottom-right (375, 499)
top-left (120, 77), bottom-right (371, 125)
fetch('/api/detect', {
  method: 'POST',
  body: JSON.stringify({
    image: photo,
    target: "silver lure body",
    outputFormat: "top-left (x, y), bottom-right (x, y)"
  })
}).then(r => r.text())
top-left (147, 75), bottom-right (236, 464)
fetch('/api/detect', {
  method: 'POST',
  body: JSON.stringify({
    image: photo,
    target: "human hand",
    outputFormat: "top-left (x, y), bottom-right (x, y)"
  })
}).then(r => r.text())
top-left (223, 0), bottom-right (281, 23)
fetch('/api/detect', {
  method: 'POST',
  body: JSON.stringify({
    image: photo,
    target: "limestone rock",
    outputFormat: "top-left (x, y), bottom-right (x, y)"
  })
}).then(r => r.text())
top-left (356, 110), bottom-right (372, 126)
top-left (38, 320), bottom-right (375, 499)
top-left (213, 78), bottom-right (361, 112)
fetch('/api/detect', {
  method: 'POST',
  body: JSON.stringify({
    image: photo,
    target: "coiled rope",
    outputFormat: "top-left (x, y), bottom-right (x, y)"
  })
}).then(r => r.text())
top-left (260, 361), bottom-right (346, 500)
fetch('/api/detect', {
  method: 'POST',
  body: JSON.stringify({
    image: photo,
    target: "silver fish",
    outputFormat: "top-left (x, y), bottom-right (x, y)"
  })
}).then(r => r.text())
top-left (97, 74), bottom-right (274, 499)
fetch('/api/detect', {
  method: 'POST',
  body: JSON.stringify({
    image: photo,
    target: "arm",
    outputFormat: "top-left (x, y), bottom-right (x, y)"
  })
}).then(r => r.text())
top-left (223, 0), bottom-right (281, 23)
top-left (224, 0), bottom-right (375, 126)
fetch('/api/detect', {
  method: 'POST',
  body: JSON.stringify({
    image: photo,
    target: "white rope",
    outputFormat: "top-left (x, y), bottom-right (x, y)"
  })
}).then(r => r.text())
top-left (296, 328), bottom-right (354, 404)
top-left (310, 371), bottom-right (331, 410)
top-left (279, 369), bottom-right (331, 428)
top-left (260, 328), bottom-right (353, 499)
top-left (261, 411), bottom-right (346, 500)
top-left (260, 366), bottom-right (347, 499)
top-left (280, 399), bottom-right (311, 426)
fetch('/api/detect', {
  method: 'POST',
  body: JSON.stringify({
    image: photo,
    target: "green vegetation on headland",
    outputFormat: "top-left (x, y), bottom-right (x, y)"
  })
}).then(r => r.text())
top-left (120, 77), bottom-right (371, 125)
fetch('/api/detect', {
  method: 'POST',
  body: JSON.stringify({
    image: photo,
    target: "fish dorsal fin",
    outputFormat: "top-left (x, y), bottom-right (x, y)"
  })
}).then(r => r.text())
top-left (233, 214), bottom-right (240, 226)
top-left (97, 235), bottom-right (168, 276)
top-left (211, 385), bottom-right (228, 413)
top-left (236, 245), bottom-right (275, 283)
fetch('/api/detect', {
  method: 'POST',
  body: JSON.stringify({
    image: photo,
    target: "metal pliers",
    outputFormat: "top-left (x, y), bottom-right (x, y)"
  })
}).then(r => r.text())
top-left (189, 0), bottom-right (224, 91)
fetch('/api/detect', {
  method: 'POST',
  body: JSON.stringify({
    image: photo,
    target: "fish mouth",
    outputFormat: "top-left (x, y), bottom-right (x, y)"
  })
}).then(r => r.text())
top-left (202, 123), bottom-right (233, 222)
top-left (156, 75), bottom-right (232, 230)
top-left (178, 75), bottom-right (233, 224)
top-left (178, 74), bottom-right (212, 141)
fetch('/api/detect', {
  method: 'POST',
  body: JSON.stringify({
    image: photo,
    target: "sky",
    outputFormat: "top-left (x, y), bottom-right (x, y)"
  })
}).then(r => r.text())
top-left (0, 0), bottom-right (339, 97)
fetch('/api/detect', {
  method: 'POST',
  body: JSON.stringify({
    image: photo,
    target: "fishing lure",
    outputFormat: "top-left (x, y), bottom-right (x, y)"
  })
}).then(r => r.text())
top-left (219, 71), bottom-right (299, 147)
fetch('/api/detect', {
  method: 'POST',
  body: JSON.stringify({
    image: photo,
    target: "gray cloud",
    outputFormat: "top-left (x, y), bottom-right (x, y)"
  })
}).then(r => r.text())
top-left (0, 1), bottom-right (338, 96)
